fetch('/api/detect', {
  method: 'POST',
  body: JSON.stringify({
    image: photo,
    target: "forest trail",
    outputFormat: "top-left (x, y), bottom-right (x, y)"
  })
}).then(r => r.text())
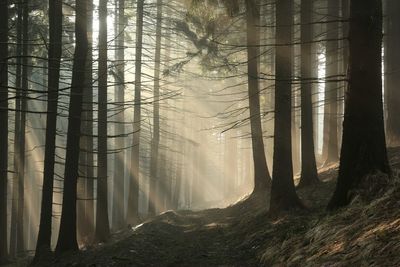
top-left (13, 148), bottom-right (400, 267)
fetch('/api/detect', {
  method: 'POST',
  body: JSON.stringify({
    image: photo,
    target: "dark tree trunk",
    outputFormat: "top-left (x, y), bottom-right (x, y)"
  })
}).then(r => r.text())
top-left (339, 0), bottom-right (350, 148)
top-left (0, 0), bottom-right (8, 263)
top-left (95, 0), bottom-right (110, 243)
top-left (327, 0), bottom-right (390, 210)
top-left (299, 0), bottom-right (319, 187)
top-left (245, 0), bottom-right (271, 196)
top-left (342, 0), bottom-right (349, 78)
top-left (10, 1), bottom-right (23, 257)
top-left (323, 0), bottom-right (340, 164)
top-left (385, 0), bottom-right (400, 146)
top-left (16, 0), bottom-right (29, 253)
top-left (112, 0), bottom-right (126, 231)
top-left (148, 0), bottom-right (163, 216)
top-left (84, 0), bottom-right (95, 243)
top-left (127, 0), bottom-right (144, 225)
top-left (163, 6), bottom-right (173, 212)
top-left (55, 0), bottom-right (88, 253)
top-left (34, 0), bottom-right (63, 260)
top-left (270, 0), bottom-right (303, 213)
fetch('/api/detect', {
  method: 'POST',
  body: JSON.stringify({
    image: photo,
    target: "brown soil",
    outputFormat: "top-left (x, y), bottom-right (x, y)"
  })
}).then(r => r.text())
top-left (9, 148), bottom-right (400, 267)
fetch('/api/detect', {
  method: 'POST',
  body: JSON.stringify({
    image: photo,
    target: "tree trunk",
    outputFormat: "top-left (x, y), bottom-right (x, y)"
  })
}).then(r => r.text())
top-left (55, 0), bottom-right (88, 253)
top-left (385, 0), bottom-right (400, 146)
top-left (148, 0), bottom-right (163, 216)
top-left (126, 0), bottom-right (144, 225)
top-left (327, 0), bottom-right (390, 210)
top-left (16, 0), bottom-right (29, 253)
top-left (323, 0), bottom-right (340, 164)
top-left (298, 0), bottom-right (319, 187)
top-left (0, 0), bottom-right (8, 263)
top-left (34, 0), bottom-right (63, 259)
top-left (84, 0), bottom-right (95, 243)
top-left (245, 0), bottom-right (271, 196)
top-left (95, 0), bottom-right (111, 243)
top-left (338, 0), bottom-right (350, 148)
top-left (10, 1), bottom-right (23, 256)
top-left (270, 0), bottom-right (303, 213)
top-left (112, 0), bottom-right (126, 232)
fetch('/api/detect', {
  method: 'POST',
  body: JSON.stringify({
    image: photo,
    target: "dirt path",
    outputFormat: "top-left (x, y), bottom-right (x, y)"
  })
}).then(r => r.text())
top-left (37, 170), bottom-right (337, 267)
top-left (14, 148), bottom-right (400, 266)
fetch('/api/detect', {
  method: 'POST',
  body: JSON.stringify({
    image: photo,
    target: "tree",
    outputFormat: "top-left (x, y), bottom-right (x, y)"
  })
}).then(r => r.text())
top-left (112, 0), bottom-right (126, 231)
top-left (327, 0), bottom-right (390, 210)
top-left (10, 0), bottom-right (23, 257)
top-left (11, 0), bottom-right (29, 254)
top-left (270, 0), bottom-right (304, 212)
top-left (34, 0), bottom-right (63, 259)
top-left (298, 0), bottom-right (319, 187)
top-left (95, 0), bottom-right (111, 242)
top-left (0, 0), bottom-right (8, 263)
top-left (148, 0), bottom-right (163, 216)
top-left (322, 0), bottom-right (340, 165)
top-left (55, 0), bottom-right (88, 253)
top-left (83, 0), bottom-right (95, 243)
top-left (126, 0), bottom-right (144, 225)
top-left (385, 0), bottom-right (400, 146)
top-left (245, 0), bottom-right (271, 196)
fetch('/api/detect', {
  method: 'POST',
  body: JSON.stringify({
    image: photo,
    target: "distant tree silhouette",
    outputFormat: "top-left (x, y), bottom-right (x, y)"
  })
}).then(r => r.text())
top-left (0, 0), bottom-right (8, 263)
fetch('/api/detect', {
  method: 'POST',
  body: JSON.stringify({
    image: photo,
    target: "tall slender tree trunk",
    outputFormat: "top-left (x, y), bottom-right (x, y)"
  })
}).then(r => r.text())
top-left (323, 0), bottom-right (340, 164)
top-left (127, 0), bottom-right (144, 225)
top-left (95, 0), bottom-right (111, 243)
top-left (0, 0), bottom-right (8, 263)
top-left (327, 0), bottom-right (390, 209)
top-left (270, 0), bottom-right (303, 213)
top-left (299, 0), bottom-right (319, 187)
top-left (16, 0), bottom-right (29, 253)
top-left (10, 1), bottom-right (23, 256)
top-left (34, 0), bottom-right (63, 259)
top-left (112, 0), bottom-right (126, 231)
top-left (55, 0), bottom-right (88, 253)
top-left (339, 0), bottom-right (349, 148)
top-left (84, 0), bottom-right (95, 243)
top-left (149, 0), bottom-right (163, 216)
top-left (245, 0), bottom-right (271, 196)
top-left (341, 0), bottom-right (349, 78)
top-left (385, 0), bottom-right (400, 146)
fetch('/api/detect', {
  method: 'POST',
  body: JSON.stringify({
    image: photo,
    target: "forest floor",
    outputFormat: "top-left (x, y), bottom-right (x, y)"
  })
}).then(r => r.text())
top-left (9, 147), bottom-right (400, 267)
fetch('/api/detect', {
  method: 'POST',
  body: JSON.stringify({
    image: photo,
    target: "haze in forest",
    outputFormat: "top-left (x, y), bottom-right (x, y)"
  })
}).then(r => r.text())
top-left (0, 0), bottom-right (399, 266)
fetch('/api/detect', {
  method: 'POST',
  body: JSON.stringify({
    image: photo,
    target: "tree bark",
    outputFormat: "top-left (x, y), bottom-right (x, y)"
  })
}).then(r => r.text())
top-left (127, 0), bottom-right (144, 225)
top-left (84, 0), bottom-right (95, 243)
top-left (10, 1), bottom-right (23, 257)
top-left (323, 0), bottom-right (340, 164)
top-left (112, 0), bottom-right (126, 231)
top-left (385, 0), bottom-right (400, 146)
top-left (327, 0), bottom-right (390, 210)
top-left (95, 0), bottom-right (111, 243)
top-left (55, 0), bottom-right (88, 253)
top-left (15, 0), bottom-right (29, 253)
top-left (270, 0), bottom-right (303, 213)
top-left (34, 0), bottom-right (63, 259)
top-left (299, 0), bottom-right (319, 187)
top-left (0, 0), bottom-right (8, 263)
top-left (148, 0), bottom-right (163, 216)
top-left (245, 0), bottom-right (272, 196)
